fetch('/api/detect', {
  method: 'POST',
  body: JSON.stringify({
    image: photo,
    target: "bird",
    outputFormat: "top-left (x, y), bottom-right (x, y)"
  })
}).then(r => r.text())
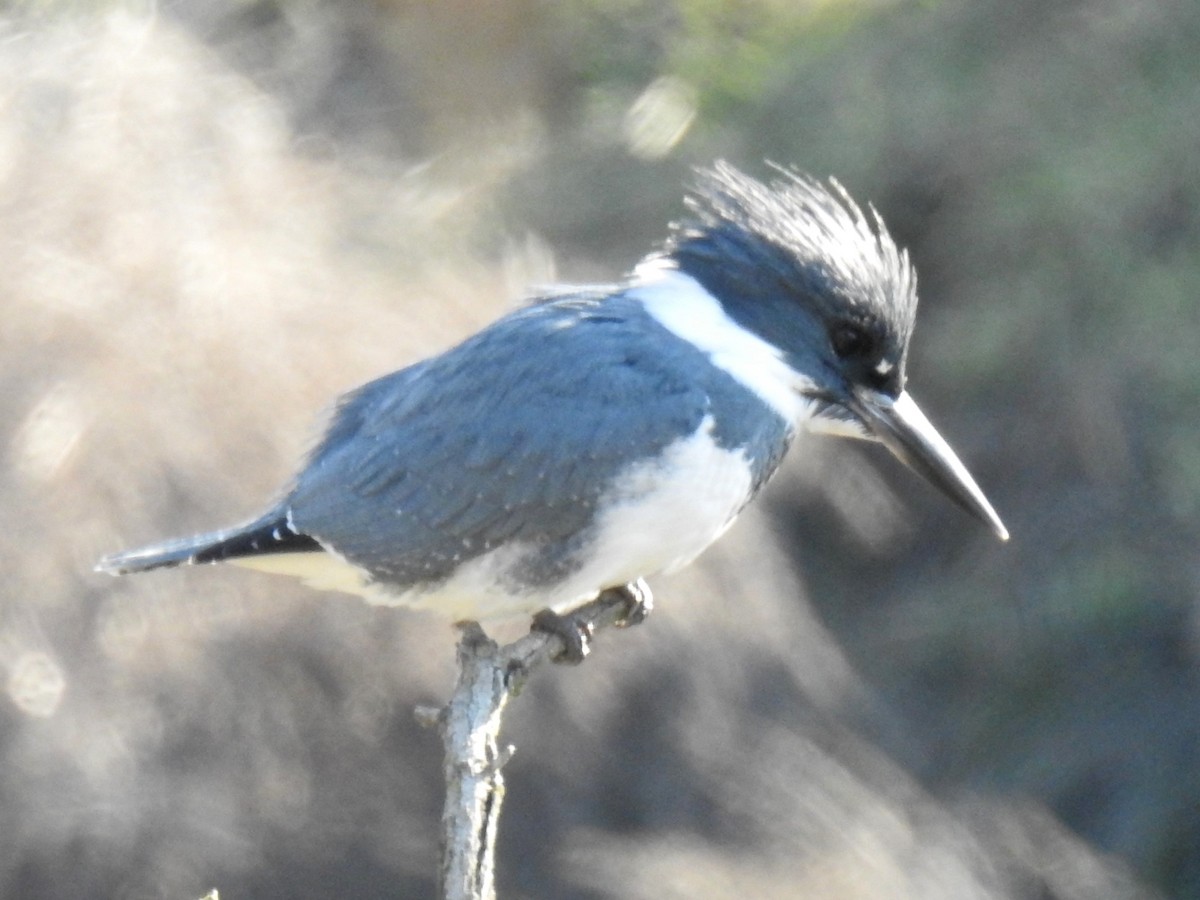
top-left (97, 161), bottom-right (1007, 651)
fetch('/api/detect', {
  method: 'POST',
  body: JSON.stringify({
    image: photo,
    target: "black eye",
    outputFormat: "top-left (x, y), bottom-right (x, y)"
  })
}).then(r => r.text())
top-left (830, 323), bottom-right (873, 359)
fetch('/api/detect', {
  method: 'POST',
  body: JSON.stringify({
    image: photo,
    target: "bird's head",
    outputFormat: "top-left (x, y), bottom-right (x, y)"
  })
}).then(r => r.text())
top-left (656, 162), bottom-right (1007, 540)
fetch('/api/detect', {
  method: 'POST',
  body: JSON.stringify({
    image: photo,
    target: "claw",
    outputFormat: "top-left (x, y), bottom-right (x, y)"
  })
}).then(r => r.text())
top-left (531, 579), bottom-right (654, 663)
top-left (607, 578), bottom-right (653, 627)
top-left (531, 607), bottom-right (593, 664)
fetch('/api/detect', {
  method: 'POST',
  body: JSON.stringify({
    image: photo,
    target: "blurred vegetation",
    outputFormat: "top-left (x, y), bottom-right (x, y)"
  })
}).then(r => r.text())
top-left (1, 0), bottom-right (1197, 897)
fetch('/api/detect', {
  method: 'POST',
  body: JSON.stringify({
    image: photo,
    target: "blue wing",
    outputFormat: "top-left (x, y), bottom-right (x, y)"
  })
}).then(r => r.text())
top-left (287, 292), bottom-right (715, 589)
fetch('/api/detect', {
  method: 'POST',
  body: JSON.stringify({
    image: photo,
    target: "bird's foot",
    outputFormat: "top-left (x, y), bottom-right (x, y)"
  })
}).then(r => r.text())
top-left (531, 580), bottom-right (653, 664)
top-left (531, 608), bottom-right (594, 665)
top-left (606, 578), bottom-right (653, 627)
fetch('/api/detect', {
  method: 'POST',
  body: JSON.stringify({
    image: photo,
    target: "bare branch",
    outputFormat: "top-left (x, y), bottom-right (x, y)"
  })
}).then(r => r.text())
top-left (430, 589), bottom-right (639, 900)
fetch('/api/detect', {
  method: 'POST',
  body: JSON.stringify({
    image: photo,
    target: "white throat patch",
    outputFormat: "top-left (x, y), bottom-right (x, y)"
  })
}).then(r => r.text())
top-left (629, 260), bottom-right (815, 424)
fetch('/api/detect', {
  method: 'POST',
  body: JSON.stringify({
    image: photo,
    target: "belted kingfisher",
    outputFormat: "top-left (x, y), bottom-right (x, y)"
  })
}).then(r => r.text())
top-left (97, 162), bottom-right (1007, 627)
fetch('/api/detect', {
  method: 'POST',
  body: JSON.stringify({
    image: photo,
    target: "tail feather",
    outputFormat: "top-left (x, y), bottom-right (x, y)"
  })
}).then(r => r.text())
top-left (96, 510), bottom-right (322, 576)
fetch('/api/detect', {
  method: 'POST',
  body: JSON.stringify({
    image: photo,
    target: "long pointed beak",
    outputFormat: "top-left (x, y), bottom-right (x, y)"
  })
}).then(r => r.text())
top-left (849, 389), bottom-right (1009, 541)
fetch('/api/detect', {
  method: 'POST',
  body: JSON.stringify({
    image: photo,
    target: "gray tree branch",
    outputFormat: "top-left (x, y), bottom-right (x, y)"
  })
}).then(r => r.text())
top-left (423, 590), bottom-right (638, 900)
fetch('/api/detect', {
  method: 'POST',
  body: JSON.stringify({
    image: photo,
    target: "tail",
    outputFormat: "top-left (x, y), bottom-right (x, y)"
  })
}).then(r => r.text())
top-left (96, 508), bottom-right (322, 576)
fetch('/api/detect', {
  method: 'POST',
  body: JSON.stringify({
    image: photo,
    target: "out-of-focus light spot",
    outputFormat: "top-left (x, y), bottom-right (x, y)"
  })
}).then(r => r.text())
top-left (623, 76), bottom-right (697, 160)
top-left (7, 651), bottom-right (66, 718)
top-left (13, 383), bottom-right (89, 484)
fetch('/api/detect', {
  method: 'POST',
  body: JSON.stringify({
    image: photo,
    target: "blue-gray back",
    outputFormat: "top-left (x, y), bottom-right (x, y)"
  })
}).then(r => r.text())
top-left (288, 290), bottom-right (793, 589)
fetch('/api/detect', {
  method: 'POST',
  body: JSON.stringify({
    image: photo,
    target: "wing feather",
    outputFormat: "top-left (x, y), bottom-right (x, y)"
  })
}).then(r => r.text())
top-left (287, 293), bottom-right (711, 589)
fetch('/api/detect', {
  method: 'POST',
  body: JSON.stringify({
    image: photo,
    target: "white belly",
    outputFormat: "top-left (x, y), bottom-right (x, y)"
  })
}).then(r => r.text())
top-left (235, 419), bottom-right (757, 621)
top-left (235, 417), bottom-right (753, 619)
top-left (397, 417), bottom-right (755, 619)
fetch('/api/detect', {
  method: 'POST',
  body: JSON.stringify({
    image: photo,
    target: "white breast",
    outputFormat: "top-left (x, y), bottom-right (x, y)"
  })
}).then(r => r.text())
top-left (543, 415), bottom-right (755, 604)
top-left (373, 416), bottom-right (756, 620)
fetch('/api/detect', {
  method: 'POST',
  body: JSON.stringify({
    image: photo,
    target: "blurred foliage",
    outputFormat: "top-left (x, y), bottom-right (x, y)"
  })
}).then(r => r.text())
top-left (1, 0), bottom-right (1198, 897)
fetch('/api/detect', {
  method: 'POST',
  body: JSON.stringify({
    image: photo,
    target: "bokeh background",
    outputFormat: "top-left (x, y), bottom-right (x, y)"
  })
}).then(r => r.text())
top-left (1, 0), bottom-right (1197, 897)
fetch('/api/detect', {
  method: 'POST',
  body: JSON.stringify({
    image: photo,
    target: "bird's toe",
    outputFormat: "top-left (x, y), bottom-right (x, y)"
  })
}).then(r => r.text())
top-left (607, 579), bottom-right (653, 627)
top-left (531, 607), bottom-right (594, 664)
